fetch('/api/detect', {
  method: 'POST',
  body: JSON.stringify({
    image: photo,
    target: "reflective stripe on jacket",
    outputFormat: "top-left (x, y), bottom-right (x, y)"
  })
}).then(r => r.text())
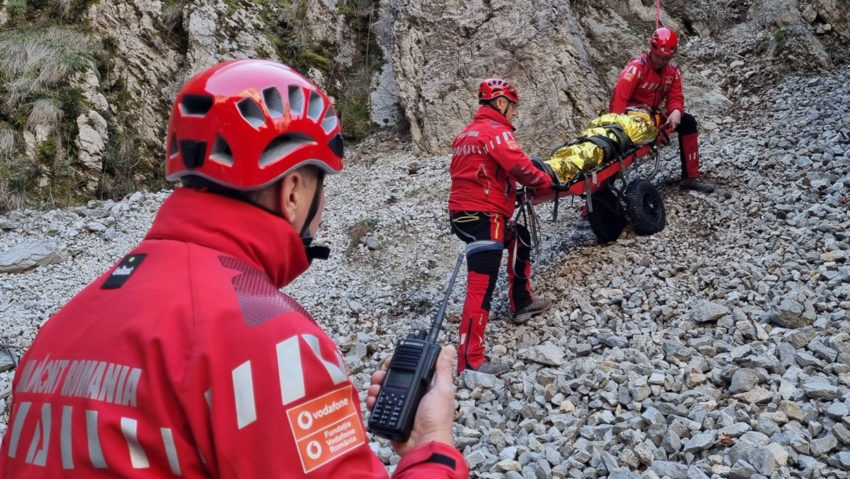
top-left (609, 52), bottom-right (685, 116)
top-left (449, 106), bottom-right (552, 218)
top-left (0, 188), bottom-right (468, 479)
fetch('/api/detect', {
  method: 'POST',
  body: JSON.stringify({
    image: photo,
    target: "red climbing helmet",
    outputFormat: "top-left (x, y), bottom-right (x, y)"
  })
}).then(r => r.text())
top-left (478, 78), bottom-right (519, 104)
top-left (649, 27), bottom-right (678, 57)
top-left (165, 59), bottom-right (344, 190)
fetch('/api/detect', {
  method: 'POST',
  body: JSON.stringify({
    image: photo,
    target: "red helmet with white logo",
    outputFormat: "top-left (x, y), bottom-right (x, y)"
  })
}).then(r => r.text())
top-left (650, 27), bottom-right (678, 56)
top-left (165, 59), bottom-right (344, 190)
top-left (478, 78), bottom-right (519, 104)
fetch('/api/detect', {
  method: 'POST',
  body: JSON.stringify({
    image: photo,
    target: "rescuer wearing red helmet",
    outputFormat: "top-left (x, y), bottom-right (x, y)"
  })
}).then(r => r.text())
top-left (0, 60), bottom-right (468, 479)
top-left (609, 27), bottom-right (715, 193)
top-left (448, 77), bottom-right (560, 375)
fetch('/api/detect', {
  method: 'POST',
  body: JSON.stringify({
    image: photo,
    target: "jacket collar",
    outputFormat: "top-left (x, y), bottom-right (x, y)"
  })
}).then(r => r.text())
top-left (145, 187), bottom-right (309, 288)
top-left (474, 105), bottom-right (516, 131)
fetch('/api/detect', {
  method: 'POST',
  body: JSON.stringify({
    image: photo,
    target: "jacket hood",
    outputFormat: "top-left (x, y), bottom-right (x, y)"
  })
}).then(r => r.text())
top-left (145, 187), bottom-right (309, 288)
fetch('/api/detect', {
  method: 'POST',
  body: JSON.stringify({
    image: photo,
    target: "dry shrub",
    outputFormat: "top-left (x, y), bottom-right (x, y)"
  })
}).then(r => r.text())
top-left (349, 224), bottom-right (370, 248)
top-left (0, 27), bottom-right (94, 108)
top-left (49, 0), bottom-right (76, 21)
top-left (161, 1), bottom-right (187, 32)
top-left (0, 126), bottom-right (16, 159)
top-left (0, 183), bottom-right (27, 213)
top-left (27, 99), bottom-right (63, 133)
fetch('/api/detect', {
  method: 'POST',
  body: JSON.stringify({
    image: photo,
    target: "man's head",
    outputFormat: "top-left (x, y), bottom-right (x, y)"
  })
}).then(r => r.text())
top-left (245, 164), bottom-right (325, 241)
top-left (478, 77), bottom-right (519, 122)
top-left (648, 27), bottom-right (678, 69)
top-left (165, 59), bottom-right (344, 249)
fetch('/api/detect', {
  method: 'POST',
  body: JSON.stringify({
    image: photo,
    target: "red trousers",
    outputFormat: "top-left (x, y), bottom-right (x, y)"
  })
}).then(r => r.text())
top-left (450, 211), bottom-right (534, 372)
top-left (677, 112), bottom-right (701, 178)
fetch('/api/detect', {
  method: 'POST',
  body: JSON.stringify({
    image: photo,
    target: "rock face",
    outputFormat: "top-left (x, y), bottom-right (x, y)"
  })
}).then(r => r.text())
top-left (75, 110), bottom-right (109, 190)
top-left (390, 0), bottom-right (608, 155)
top-left (2, 0), bottom-right (849, 204)
top-left (813, 0), bottom-right (850, 39)
top-left (81, 0), bottom-right (281, 186)
top-left (86, 0), bottom-right (182, 156)
top-left (370, 1), bottom-right (403, 127)
top-left (183, 2), bottom-right (278, 73)
top-left (382, 0), bottom-right (848, 154)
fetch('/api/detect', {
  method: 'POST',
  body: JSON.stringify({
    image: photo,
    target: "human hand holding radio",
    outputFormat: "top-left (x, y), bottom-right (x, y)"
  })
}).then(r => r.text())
top-left (366, 253), bottom-right (464, 455)
top-left (367, 346), bottom-right (457, 456)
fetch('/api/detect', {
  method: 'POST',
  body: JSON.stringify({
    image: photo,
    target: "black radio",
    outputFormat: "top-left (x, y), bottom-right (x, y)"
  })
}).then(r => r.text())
top-left (368, 253), bottom-right (464, 442)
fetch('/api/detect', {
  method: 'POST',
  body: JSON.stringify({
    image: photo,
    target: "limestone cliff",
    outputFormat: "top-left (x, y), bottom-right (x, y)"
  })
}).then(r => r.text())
top-left (383, 0), bottom-right (848, 155)
top-left (0, 0), bottom-right (846, 210)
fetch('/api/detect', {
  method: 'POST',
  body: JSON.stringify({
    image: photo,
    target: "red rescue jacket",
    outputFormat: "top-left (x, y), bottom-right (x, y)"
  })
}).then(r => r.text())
top-left (0, 187), bottom-right (468, 479)
top-left (448, 106), bottom-right (552, 218)
top-left (608, 52), bottom-right (684, 116)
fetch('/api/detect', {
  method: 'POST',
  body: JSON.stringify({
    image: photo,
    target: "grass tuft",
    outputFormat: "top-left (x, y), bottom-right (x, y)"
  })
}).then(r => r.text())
top-left (27, 99), bottom-right (64, 132)
top-left (50, 0), bottom-right (76, 21)
top-left (0, 124), bottom-right (17, 159)
top-left (0, 27), bottom-right (95, 108)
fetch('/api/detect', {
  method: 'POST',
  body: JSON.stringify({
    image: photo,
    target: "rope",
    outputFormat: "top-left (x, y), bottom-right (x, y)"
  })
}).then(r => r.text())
top-left (656, 0), bottom-right (661, 29)
top-left (513, 190), bottom-right (541, 253)
top-left (505, 190), bottom-right (541, 282)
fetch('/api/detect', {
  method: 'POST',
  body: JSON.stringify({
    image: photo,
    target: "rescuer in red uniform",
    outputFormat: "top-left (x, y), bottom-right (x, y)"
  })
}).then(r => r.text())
top-left (448, 78), bottom-right (560, 375)
top-left (0, 60), bottom-right (468, 479)
top-left (609, 27), bottom-right (715, 193)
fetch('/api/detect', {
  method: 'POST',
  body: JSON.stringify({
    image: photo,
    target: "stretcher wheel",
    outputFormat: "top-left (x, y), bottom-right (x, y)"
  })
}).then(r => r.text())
top-left (588, 188), bottom-right (626, 243)
top-left (624, 178), bottom-right (665, 235)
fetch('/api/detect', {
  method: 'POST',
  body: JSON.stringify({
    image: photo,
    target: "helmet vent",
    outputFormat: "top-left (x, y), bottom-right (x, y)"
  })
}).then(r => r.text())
top-left (259, 133), bottom-right (316, 167)
top-left (180, 94), bottom-right (214, 116)
top-left (328, 133), bottom-right (344, 159)
top-left (288, 86), bottom-right (305, 116)
top-left (237, 98), bottom-right (265, 129)
top-left (169, 136), bottom-right (179, 158)
top-left (179, 140), bottom-right (207, 170)
top-left (307, 91), bottom-right (324, 121)
top-left (320, 106), bottom-right (338, 134)
top-left (263, 87), bottom-right (284, 119)
top-left (210, 135), bottom-right (234, 166)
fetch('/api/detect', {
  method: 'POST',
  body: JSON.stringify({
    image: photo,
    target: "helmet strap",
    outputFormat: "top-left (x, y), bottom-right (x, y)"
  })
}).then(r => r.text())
top-left (299, 172), bottom-right (330, 263)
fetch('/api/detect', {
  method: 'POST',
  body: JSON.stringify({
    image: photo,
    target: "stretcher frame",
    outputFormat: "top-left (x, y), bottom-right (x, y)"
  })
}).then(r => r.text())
top-left (534, 141), bottom-right (660, 206)
top-left (520, 127), bottom-right (671, 243)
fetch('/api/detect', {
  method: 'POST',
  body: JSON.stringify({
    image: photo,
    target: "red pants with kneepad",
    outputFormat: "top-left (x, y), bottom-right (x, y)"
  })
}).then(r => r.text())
top-left (450, 212), bottom-right (534, 371)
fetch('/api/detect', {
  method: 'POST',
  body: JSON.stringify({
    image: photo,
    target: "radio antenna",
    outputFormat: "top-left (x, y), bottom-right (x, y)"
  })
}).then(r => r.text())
top-left (427, 253), bottom-right (465, 343)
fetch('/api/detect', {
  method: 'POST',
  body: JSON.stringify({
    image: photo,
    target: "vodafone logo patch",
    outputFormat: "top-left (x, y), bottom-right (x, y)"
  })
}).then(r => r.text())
top-left (287, 385), bottom-right (365, 472)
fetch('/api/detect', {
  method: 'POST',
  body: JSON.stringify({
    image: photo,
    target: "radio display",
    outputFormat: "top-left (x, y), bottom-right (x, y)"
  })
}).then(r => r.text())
top-left (384, 370), bottom-right (414, 389)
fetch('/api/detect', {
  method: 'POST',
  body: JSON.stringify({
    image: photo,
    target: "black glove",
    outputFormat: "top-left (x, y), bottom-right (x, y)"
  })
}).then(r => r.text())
top-left (531, 156), bottom-right (561, 188)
